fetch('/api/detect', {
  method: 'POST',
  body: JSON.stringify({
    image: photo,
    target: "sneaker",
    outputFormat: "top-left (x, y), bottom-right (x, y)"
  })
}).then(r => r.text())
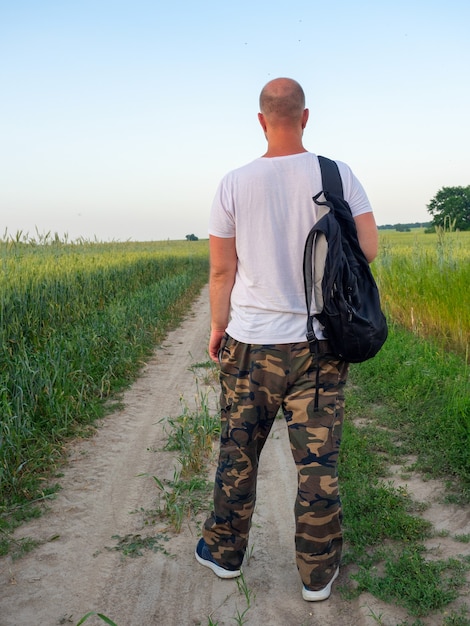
top-left (302, 567), bottom-right (339, 602)
top-left (195, 538), bottom-right (241, 579)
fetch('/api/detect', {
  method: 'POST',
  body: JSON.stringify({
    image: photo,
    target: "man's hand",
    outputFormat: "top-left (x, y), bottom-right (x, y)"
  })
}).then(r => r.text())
top-left (209, 329), bottom-right (226, 363)
top-left (208, 235), bottom-right (237, 363)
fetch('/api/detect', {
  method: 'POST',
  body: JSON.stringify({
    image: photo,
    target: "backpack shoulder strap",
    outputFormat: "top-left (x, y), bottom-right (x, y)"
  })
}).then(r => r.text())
top-left (318, 155), bottom-right (344, 199)
top-left (317, 155), bottom-right (370, 268)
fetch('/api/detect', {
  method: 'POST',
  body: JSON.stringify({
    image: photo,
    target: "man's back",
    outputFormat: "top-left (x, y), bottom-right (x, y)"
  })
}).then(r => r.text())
top-left (209, 152), bottom-right (372, 344)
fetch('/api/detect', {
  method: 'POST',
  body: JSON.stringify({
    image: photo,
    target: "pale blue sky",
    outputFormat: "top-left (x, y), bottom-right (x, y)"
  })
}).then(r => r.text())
top-left (1, 1), bottom-right (469, 241)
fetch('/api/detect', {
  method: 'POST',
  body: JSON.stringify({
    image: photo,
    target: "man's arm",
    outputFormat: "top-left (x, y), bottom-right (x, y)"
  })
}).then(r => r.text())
top-left (354, 212), bottom-right (379, 263)
top-left (208, 235), bottom-right (237, 362)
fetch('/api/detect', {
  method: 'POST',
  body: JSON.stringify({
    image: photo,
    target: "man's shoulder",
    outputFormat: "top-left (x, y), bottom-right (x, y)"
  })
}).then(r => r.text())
top-left (229, 157), bottom-right (264, 175)
top-left (225, 151), bottom-right (319, 177)
top-left (217, 158), bottom-right (265, 187)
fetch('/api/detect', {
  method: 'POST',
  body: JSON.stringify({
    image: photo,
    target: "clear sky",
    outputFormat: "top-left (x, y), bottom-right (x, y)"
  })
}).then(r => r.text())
top-left (1, 1), bottom-right (469, 242)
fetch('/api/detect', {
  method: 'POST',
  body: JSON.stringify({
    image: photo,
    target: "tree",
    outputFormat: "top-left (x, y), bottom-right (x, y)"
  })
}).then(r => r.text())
top-left (185, 233), bottom-right (198, 241)
top-left (427, 186), bottom-right (470, 231)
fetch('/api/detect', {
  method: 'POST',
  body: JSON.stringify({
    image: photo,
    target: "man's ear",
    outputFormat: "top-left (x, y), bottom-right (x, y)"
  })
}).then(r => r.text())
top-left (258, 112), bottom-right (267, 132)
top-left (302, 108), bottom-right (309, 129)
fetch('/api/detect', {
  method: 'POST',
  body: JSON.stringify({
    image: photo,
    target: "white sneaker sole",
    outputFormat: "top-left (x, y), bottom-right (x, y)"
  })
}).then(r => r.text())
top-left (302, 567), bottom-right (339, 601)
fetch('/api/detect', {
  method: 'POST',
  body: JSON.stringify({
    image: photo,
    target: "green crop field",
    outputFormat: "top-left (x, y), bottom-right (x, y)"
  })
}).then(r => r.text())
top-left (0, 238), bottom-right (209, 510)
top-left (375, 228), bottom-right (470, 358)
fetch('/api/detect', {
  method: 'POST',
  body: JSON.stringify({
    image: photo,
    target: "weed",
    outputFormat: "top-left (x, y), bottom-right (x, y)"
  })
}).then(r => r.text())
top-left (232, 607), bottom-right (249, 626)
top-left (366, 606), bottom-right (385, 624)
top-left (149, 384), bottom-right (219, 532)
top-left (232, 572), bottom-right (255, 625)
top-left (245, 543), bottom-right (255, 565)
top-left (164, 388), bottom-right (219, 477)
top-left (76, 612), bottom-right (118, 625)
top-left (152, 471), bottom-right (211, 532)
top-left (0, 487), bottom-right (60, 556)
top-left (0, 529), bottom-right (40, 560)
top-left (188, 359), bottom-right (219, 386)
top-left (442, 605), bottom-right (470, 625)
top-left (352, 548), bottom-right (468, 616)
top-left (106, 533), bottom-right (171, 558)
top-left (236, 572), bottom-right (255, 608)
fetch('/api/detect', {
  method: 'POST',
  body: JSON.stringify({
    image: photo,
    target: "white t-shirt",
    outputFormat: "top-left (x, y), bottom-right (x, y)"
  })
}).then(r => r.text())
top-left (208, 152), bottom-right (372, 344)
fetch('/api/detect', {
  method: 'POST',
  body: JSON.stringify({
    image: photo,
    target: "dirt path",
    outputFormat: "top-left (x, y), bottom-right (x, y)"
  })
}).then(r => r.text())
top-left (1, 286), bottom-right (468, 626)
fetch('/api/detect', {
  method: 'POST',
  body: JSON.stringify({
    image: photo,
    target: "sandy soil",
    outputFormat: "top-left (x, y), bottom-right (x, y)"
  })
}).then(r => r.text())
top-left (1, 286), bottom-right (469, 626)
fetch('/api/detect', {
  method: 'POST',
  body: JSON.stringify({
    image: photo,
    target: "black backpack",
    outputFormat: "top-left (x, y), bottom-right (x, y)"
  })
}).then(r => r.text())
top-left (303, 156), bottom-right (388, 363)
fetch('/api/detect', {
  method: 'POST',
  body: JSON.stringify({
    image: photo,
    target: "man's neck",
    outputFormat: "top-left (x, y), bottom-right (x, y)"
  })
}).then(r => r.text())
top-left (262, 146), bottom-right (308, 157)
top-left (261, 131), bottom-right (307, 157)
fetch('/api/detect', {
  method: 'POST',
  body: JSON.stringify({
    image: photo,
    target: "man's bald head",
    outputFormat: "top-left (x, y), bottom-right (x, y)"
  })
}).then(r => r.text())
top-left (259, 78), bottom-right (306, 125)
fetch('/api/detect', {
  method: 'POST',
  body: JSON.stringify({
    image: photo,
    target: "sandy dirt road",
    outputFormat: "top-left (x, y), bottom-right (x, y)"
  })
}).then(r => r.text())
top-left (1, 286), bottom-right (468, 626)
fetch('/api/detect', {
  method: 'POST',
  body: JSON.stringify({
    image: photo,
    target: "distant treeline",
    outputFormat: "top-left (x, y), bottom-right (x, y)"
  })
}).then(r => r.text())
top-left (378, 222), bottom-right (431, 231)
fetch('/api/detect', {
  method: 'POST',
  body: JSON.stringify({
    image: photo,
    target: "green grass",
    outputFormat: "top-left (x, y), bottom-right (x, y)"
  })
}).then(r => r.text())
top-left (337, 320), bottom-right (470, 618)
top-left (336, 226), bottom-right (469, 620)
top-left (347, 323), bottom-right (470, 494)
top-left (340, 422), bottom-right (432, 559)
top-left (353, 548), bottom-right (466, 616)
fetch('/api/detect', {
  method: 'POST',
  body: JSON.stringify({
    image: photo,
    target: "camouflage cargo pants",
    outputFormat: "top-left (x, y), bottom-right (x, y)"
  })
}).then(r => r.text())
top-left (202, 335), bottom-right (349, 590)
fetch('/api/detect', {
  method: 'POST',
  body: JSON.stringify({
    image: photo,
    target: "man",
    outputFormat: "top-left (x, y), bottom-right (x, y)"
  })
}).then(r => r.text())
top-left (195, 78), bottom-right (378, 601)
